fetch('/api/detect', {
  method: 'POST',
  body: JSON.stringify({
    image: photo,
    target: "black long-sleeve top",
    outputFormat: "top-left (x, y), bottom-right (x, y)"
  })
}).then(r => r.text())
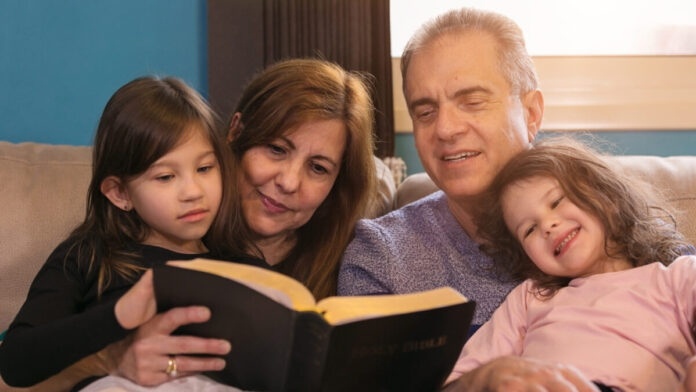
top-left (0, 240), bottom-right (263, 387)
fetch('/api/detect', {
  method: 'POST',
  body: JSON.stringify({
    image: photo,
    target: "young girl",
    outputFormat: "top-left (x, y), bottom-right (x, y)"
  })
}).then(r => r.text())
top-left (446, 138), bottom-right (696, 391)
top-left (0, 76), bottom-right (245, 387)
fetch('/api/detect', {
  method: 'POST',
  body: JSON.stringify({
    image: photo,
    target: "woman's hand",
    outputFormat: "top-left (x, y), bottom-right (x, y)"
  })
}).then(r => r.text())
top-left (113, 305), bottom-right (231, 386)
top-left (442, 356), bottom-right (600, 392)
top-left (114, 269), bottom-right (157, 329)
top-left (110, 270), bottom-right (231, 386)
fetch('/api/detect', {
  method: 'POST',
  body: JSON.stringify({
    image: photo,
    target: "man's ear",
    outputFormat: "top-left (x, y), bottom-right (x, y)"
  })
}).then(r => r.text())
top-left (522, 89), bottom-right (544, 143)
top-left (101, 176), bottom-right (132, 211)
top-left (227, 112), bottom-right (243, 143)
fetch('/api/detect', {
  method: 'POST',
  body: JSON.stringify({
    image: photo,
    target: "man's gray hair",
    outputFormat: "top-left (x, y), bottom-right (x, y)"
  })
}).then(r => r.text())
top-left (401, 7), bottom-right (538, 96)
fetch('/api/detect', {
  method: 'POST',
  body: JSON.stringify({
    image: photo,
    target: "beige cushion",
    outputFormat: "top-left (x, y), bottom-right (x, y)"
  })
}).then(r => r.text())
top-left (0, 142), bottom-right (92, 333)
top-left (396, 156), bottom-right (696, 247)
top-left (366, 156), bottom-right (397, 218)
top-left (0, 142), bottom-right (395, 332)
top-left (611, 156), bottom-right (696, 246)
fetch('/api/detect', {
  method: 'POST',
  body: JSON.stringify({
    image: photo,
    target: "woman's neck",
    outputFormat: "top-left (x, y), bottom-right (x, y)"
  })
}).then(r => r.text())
top-left (253, 233), bottom-right (297, 266)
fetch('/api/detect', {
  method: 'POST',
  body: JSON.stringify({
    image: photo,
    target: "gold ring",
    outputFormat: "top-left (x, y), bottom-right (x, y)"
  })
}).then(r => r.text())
top-left (165, 355), bottom-right (179, 377)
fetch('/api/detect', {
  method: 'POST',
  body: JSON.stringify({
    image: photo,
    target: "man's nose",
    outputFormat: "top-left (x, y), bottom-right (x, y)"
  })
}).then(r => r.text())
top-left (435, 104), bottom-right (466, 141)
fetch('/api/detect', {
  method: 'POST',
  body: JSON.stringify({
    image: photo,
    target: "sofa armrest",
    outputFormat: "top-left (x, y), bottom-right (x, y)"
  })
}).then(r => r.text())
top-left (395, 172), bottom-right (439, 209)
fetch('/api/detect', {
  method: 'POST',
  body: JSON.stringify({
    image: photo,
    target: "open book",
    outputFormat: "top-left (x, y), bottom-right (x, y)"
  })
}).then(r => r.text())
top-left (153, 259), bottom-right (476, 392)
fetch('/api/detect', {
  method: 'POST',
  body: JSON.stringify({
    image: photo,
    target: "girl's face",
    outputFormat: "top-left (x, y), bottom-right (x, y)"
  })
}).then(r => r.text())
top-left (124, 127), bottom-right (222, 254)
top-left (238, 118), bottom-right (346, 248)
top-left (501, 175), bottom-right (630, 278)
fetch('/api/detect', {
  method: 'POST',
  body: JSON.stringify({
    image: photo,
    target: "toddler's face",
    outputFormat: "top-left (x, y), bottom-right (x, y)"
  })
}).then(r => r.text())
top-left (501, 175), bottom-right (628, 278)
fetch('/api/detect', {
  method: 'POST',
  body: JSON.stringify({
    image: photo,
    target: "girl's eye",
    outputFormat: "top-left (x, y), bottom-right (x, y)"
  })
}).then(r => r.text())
top-left (523, 224), bottom-right (536, 239)
top-left (551, 196), bottom-right (564, 209)
top-left (197, 164), bottom-right (214, 173)
top-left (155, 174), bottom-right (174, 182)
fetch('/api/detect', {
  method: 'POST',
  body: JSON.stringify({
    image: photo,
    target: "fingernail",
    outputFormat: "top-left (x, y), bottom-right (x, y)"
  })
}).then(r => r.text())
top-left (215, 359), bottom-right (226, 370)
top-left (196, 306), bottom-right (211, 318)
top-left (221, 340), bottom-right (232, 353)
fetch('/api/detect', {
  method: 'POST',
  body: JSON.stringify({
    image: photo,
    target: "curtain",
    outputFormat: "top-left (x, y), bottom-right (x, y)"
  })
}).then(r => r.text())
top-left (207, 0), bottom-right (394, 157)
top-left (262, 0), bottom-right (394, 157)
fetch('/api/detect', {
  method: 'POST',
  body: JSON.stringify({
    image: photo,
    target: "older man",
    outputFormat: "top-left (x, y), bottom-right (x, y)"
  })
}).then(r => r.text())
top-left (338, 8), bottom-right (599, 391)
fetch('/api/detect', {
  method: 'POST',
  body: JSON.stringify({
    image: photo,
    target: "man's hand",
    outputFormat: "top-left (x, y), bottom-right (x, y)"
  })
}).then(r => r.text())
top-left (442, 356), bottom-right (600, 392)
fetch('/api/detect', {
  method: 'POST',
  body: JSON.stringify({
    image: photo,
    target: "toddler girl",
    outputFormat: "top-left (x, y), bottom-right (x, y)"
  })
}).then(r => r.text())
top-left (448, 138), bottom-right (696, 391)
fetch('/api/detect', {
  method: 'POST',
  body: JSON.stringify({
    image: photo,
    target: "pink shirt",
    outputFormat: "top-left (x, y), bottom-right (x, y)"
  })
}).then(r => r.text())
top-left (449, 256), bottom-right (696, 391)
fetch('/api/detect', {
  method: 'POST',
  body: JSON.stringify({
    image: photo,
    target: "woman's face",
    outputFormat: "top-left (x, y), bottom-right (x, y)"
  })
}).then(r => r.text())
top-left (238, 118), bottom-right (347, 246)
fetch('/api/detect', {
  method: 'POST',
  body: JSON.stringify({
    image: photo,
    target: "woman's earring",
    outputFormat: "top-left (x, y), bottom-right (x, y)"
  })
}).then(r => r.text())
top-left (123, 204), bottom-right (131, 212)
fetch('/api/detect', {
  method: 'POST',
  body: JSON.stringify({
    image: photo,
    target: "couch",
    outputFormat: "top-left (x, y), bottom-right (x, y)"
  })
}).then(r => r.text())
top-left (1, 141), bottom-right (696, 384)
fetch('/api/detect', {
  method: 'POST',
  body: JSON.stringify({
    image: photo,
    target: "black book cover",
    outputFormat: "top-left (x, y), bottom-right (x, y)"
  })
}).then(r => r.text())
top-left (153, 262), bottom-right (476, 392)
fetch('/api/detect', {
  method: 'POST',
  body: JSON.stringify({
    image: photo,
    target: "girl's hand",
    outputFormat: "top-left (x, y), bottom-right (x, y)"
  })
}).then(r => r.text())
top-left (114, 269), bottom-right (157, 329)
top-left (679, 356), bottom-right (696, 392)
top-left (114, 305), bottom-right (231, 386)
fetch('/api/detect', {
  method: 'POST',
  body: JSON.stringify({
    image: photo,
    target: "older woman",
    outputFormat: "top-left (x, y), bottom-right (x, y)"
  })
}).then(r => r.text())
top-left (222, 59), bottom-right (376, 299)
top-left (19, 59), bottom-right (378, 390)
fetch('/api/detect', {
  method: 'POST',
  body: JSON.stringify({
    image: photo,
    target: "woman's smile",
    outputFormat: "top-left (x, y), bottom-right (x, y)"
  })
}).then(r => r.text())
top-left (259, 192), bottom-right (291, 214)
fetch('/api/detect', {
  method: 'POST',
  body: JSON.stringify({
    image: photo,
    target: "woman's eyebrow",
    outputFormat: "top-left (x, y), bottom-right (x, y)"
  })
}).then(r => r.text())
top-left (278, 136), bottom-right (295, 150)
top-left (311, 154), bottom-right (339, 168)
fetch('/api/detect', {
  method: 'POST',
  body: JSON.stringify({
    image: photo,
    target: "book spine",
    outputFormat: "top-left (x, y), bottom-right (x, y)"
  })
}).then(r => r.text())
top-left (284, 312), bottom-right (331, 391)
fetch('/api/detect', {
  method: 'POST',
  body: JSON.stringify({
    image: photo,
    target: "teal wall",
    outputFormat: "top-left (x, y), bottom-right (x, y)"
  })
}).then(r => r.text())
top-left (396, 131), bottom-right (696, 176)
top-left (0, 0), bottom-right (207, 146)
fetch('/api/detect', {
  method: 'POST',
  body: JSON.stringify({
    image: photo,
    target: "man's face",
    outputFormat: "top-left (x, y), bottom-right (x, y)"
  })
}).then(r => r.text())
top-left (405, 31), bottom-right (540, 204)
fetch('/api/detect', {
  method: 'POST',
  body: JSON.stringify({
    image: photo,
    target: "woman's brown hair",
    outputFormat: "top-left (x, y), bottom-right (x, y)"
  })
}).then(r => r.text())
top-left (227, 58), bottom-right (376, 299)
top-left (67, 76), bottom-right (230, 295)
top-left (475, 137), bottom-right (690, 298)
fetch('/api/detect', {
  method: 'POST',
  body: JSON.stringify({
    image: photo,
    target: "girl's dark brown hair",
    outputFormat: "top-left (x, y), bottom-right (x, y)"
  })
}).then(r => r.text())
top-left (67, 76), bottom-right (229, 294)
top-left (227, 58), bottom-right (376, 300)
top-left (475, 137), bottom-right (689, 298)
